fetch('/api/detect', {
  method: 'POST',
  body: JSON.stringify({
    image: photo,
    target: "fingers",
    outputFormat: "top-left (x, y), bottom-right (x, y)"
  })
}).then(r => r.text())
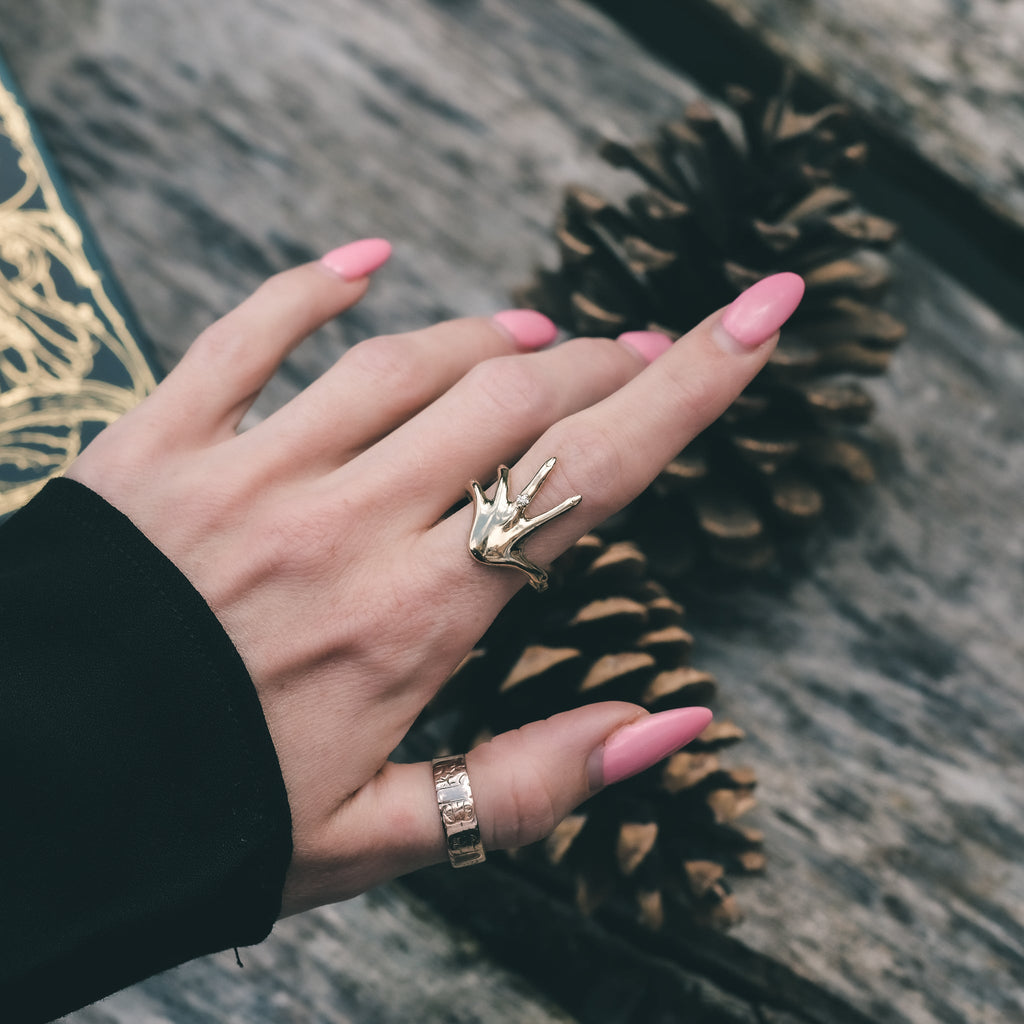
top-left (347, 332), bottom-right (654, 528)
top-left (425, 273), bottom-right (805, 610)
top-left (149, 239), bottom-right (393, 441)
top-left (278, 703), bottom-right (712, 916)
top-left (239, 310), bottom-right (559, 472)
top-left (525, 276), bottom-right (803, 531)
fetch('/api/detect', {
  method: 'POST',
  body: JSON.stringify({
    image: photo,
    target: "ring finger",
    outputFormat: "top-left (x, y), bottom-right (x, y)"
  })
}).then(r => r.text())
top-left (339, 331), bottom-right (662, 529)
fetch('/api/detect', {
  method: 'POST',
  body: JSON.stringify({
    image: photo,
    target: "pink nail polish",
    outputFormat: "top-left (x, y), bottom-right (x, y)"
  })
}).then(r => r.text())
top-left (717, 272), bottom-right (805, 351)
top-left (591, 707), bottom-right (713, 789)
top-left (492, 309), bottom-right (558, 350)
top-left (617, 330), bottom-right (673, 363)
top-left (320, 238), bottom-right (392, 280)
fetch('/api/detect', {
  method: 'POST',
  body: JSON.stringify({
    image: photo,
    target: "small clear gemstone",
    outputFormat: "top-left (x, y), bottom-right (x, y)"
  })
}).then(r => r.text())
top-left (515, 493), bottom-right (530, 509)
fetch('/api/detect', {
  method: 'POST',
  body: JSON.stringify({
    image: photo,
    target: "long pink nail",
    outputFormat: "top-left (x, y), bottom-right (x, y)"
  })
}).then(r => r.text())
top-left (717, 272), bottom-right (805, 351)
top-left (492, 309), bottom-right (558, 350)
top-left (617, 330), bottom-right (673, 363)
top-left (320, 238), bottom-right (392, 280)
top-left (589, 707), bottom-right (713, 789)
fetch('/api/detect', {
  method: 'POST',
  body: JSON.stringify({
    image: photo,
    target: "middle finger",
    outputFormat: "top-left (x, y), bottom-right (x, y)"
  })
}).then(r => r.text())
top-left (236, 310), bottom-right (558, 472)
top-left (341, 333), bottom-right (660, 529)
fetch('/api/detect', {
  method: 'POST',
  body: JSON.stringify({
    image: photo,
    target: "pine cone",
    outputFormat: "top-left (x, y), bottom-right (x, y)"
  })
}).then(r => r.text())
top-left (521, 78), bottom-right (905, 572)
top-left (420, 536), bottom-right (762, 929)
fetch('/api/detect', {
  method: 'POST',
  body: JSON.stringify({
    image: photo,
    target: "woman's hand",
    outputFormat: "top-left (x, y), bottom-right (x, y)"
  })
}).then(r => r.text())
top-left (66, 239), bottom-right (803, 917)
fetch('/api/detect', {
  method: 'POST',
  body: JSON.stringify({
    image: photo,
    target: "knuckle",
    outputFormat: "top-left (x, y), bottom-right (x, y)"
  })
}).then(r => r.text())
top-left (562, 335), bottom-right (637, 380)
top-left (68, 404), bottom-right (194, 507)
top-left (660, 358), bottom-right (719, 424)
top-left (465, 356), bottom-right (552, 424)
top-left (197, 270), bottom-right (290, 352)
top-left (250, 265), bottom-right (328, 316)
top-left (340, 333), bottom-right (409, 384)
top-left (251, 267), bottom-right (293, 305)
top-left (338, 333), bottom-right (433, 412)
top-left (482, 729), bottom-right (561, 848)
top-left (252, 500), bottom-right (339, 577)
top-left (189, 316), bottom-right (247, 365)
top-left (546, 419), bottom-right (625, 518)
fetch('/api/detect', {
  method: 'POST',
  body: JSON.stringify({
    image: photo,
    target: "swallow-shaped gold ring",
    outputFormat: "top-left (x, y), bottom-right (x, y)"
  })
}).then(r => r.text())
top-left (466, 458), bottom-right (581, 592)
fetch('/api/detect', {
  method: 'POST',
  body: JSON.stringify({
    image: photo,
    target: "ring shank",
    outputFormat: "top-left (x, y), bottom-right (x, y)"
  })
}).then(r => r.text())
top-left (432, 754), bottom-right (486, 868)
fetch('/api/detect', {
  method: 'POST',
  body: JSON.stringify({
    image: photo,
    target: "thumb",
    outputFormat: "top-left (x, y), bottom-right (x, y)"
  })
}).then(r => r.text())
top-left (280, 703), bottom-right (711, 916)
top-left (467, 702), bottom-right (713, 852)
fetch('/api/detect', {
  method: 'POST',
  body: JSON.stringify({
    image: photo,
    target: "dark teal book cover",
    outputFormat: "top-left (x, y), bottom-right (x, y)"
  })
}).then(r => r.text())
top-left (0, 50), bottom-right (161, 521)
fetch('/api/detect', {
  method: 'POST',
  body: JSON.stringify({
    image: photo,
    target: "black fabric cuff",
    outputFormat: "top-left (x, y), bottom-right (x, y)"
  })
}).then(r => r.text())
top-left (0, 478), bottom-right (293, 1023)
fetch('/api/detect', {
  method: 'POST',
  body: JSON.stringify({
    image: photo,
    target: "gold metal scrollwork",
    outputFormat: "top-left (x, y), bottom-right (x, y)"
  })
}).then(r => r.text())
top-left (0, 73), bottom-right (156, 516)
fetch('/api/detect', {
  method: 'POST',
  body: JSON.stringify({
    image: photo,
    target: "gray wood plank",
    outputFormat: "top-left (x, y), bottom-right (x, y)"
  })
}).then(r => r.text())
top-left (1, 1), bottom-right (1022, 1022)
top-left (697, 242), bottom-right (1024, 1024)
top-left (67, 887), bottom-right (576, 1024)
top-left (699, 0), bottom-right (1024, 233)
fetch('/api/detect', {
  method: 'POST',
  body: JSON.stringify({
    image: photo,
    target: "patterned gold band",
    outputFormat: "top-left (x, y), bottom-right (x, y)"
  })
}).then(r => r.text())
top-left (431, 754), bottom-right (486, 868)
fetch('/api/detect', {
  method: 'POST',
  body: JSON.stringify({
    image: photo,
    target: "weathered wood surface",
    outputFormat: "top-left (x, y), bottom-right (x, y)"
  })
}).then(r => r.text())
top-left (694, 0), bottom-right (1024, 234)
top-left (1, 1), bottom-right (1022, 1022)
top-left (70, 886), bottom-right (576, 1024)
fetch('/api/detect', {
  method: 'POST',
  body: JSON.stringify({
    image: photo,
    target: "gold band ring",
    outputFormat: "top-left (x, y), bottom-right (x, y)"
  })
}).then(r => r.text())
top-left (431, 754), bottom-right (486, 868)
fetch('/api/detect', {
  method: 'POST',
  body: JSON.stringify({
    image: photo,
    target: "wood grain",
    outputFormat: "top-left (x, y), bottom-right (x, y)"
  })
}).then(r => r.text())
top-left (699, 0), bottom-right (1024, 233)
top-left (0, 1), bottom-right (1021, 1022)
top-left (70, 886), bottom-right (576, 1024)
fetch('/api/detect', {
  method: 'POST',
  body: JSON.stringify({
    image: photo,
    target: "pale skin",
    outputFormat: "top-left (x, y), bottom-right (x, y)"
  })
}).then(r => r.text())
top-left (65, 255), bottom-right (784, 918)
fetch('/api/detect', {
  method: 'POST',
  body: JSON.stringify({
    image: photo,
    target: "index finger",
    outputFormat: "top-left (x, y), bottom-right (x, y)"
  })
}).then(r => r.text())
top-left (524, 272), bottom-right (806, 531)
top-left (428, 272), bottom-right (805, 604)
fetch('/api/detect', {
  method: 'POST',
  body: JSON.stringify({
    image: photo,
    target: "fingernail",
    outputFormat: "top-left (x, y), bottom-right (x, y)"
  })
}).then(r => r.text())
top-left (492, 309), bottom-right (558, 350)
top-left (716, 272), bottom-right (805, 352)
top-left (617, 330), bottom-right (673, 363)
top-left (588, 707), bottom-right (713, 790)
top-left (320, 238), bottom-right (393, 280)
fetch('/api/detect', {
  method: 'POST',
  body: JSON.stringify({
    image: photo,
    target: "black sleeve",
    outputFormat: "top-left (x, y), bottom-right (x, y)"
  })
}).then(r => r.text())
top-left (0, 478), bottom-right (293, 1023)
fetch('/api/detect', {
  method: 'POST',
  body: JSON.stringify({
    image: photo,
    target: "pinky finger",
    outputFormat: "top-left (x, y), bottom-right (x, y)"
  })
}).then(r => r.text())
top-left (151, 239), bottom-right (392, 441)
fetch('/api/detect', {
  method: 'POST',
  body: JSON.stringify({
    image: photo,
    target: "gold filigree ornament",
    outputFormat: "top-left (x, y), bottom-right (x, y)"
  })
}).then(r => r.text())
top-left (0, 74), bottom-right (156, 517)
